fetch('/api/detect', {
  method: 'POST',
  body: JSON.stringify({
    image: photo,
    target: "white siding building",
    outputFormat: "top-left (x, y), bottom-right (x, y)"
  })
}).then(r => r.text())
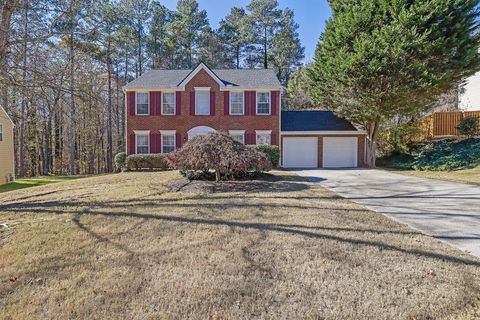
top-left (459, 71), bottom-right (480, 111)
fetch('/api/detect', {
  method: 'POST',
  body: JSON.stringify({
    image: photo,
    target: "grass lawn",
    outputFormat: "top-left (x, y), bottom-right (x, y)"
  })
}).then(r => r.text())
top-left (1, 171), bottom-right (479, 319)
top-left (383, 166), bottom-right (480, 186)
top-left (0, 176), bottom-right (82, 194)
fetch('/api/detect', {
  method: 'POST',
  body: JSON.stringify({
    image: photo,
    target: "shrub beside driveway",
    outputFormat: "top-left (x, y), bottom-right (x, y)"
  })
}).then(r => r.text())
top-left (0, 171), bottom-right (479, 319)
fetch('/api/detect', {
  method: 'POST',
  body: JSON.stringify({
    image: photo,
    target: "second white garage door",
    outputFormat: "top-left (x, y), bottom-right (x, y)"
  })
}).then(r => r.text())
top-left (283, 137), bottom-right (318, 168)
top-left (323, 137), bottom-right (358, 168)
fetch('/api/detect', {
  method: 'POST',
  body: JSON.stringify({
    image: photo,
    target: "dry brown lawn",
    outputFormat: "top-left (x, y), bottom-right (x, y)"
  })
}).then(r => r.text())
top-left (1, 171), bottom-right (479, 320)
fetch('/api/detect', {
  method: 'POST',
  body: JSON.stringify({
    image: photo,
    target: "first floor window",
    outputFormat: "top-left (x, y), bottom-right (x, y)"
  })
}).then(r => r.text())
top-left (195, 90), bottom-right (210, 115)
top-left (256, 92), bottom-right (271, 115)
top-left (162, 92), bottom-right (175, 115)
top-left (256, 131), bottom-right (271, 145)
top-left (136, 134), bottom-right (149, 154)
top-left (229, 131), bottom-right (245, 144)
top-left (0, 124), bottom-right (3, 142)
top-left (162, 134), bottom-right (176, 153)
top-left (136, 92), bottom-right (149, 115)
top-left (230, 92), bottom-right (244, 115)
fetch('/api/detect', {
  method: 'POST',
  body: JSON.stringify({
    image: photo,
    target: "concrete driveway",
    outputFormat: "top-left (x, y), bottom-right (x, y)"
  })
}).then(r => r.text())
top-left (296, 169), bottom-right (480, 257)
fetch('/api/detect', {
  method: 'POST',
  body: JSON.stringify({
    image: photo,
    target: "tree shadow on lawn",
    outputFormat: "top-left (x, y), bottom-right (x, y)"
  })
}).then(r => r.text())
top-left (5, 203), bottom-right (480, 268)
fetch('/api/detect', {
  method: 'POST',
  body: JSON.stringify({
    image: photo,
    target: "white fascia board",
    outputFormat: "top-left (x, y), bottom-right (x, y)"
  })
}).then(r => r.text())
top-left (178, 62), bottom-right (225, 89)
top-left (281, 131), bottom-right (366, 135)
top-left (124, 87), bottom-right (184, 92)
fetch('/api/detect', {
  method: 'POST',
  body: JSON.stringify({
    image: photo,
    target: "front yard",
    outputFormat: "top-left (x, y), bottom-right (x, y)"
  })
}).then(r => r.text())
top-left (1, 171), bottom-right (479, 319)
top-left (384, 166), bottom-right (480, 186)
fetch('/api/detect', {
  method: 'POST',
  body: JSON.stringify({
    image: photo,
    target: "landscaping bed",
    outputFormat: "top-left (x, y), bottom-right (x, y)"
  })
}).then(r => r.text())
top-left (1, 171), bottom-right (479, 319)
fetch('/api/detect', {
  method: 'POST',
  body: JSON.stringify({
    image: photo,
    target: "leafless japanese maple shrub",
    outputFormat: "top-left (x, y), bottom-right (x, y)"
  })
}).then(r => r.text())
top-left (166, 132), bottom-right (272, 182)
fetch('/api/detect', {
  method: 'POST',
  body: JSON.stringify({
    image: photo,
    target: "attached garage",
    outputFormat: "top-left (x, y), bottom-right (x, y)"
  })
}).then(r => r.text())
top-left (281, 111), bottom-right (366, 169)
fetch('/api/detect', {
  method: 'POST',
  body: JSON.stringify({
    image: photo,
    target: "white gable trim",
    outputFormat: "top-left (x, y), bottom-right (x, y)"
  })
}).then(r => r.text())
top-left (0, 106), bottom-right (15, 126)
top-left (178, 62), bottom-right (225, 89)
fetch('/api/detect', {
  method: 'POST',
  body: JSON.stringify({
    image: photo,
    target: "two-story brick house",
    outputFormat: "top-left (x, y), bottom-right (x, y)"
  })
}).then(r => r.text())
top-left (125, 62), bottom-right (366, 169)
top-left (124, 62), bottom-right (281, 155)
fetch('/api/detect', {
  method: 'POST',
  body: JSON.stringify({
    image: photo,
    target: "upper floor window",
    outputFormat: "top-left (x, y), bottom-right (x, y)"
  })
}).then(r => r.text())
top-left (256, 130), bottom-right (271, 145)
top-left (256, 92), bottom-right (271, 115)
top-left (136, 133), bottom-right (149, 154)
top-left (195, 89), bottom-right (210, 115)
top-left (230, 92), bottom-right (244, 115)
top-left (136, 92), bottom-right (149, 115)
top-left (161, 132), bottom-right (176, 153)
top-left (162, 92), bottom-right (175, 115)
top-left (0, 124), bottom-right (3, 142)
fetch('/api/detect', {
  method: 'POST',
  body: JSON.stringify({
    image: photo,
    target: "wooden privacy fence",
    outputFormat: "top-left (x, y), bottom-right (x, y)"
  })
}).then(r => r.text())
top-left (420, 111), bottom-right (480, 138)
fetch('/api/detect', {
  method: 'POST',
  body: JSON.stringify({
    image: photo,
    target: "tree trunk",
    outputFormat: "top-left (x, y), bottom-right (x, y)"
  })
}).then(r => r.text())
top-left (68, 6), bottom-right (76, 175)
top-left (365, 121), bottom-right (379, 168)
top-left (18, 0), bottom-right (28, 177)
top-left (215, 169), bottom-right (221, 182)
top-left (263, 27), bottom-right (268, 69)
top-left (0, 0), bottom-right (20, 109)
top-left (106, 34), bottom-right (113, 172)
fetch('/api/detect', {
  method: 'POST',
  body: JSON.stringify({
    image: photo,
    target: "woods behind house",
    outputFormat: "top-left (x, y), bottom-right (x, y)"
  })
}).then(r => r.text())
top-left (0, 0), bottom-right (304, 177)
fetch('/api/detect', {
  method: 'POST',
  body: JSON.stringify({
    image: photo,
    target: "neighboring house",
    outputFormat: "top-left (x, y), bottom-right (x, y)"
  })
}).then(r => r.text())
top-left (0, 106), bottom-right (15, 184)
top-left (124, 62), bottom-right (366, 168)
top-left (459, 71), bottom-right (480, 111)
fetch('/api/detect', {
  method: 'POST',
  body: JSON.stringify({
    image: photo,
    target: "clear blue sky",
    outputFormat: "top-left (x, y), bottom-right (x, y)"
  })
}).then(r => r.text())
top-left (161, 0), bottom-right (332, 62)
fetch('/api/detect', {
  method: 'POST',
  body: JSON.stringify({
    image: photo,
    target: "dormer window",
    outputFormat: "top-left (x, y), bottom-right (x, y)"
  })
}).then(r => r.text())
top-left (136, 92), bottom-right (149, 115)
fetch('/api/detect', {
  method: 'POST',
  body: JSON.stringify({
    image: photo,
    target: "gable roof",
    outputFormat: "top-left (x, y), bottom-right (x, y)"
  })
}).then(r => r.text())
top-left (177, 62), bottom-right (225, 88)
top-left (281, 111), bottom-right (358, 132)
top-left (124, 64), bottom-right (282, 90)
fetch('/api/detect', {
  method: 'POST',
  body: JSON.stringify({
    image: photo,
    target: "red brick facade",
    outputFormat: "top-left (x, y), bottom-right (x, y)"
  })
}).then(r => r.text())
top-left (126, 69), bottom-right (280, 155)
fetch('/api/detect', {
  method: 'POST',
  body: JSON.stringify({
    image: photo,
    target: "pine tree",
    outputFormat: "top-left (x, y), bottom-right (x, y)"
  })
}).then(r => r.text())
top-left (168, 0), bottom-right (209, 68)
top-left (218, 7), bottom-right (247, 69)
top-left (271, 8), bottom-right (304, 85)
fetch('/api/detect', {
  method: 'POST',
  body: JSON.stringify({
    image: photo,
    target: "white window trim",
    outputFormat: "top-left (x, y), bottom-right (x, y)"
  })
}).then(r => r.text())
top-left (229, 92), bottom-right (245, 115)
top-left (136, 92), bottom-right (150, 116)
top-left (135, 130), bottom-right (150, 154)
top-left (256, 91), bottom-right (271, 115)
top-left (229, 130), bottom-right (245, 144)
top-left (161, 92), bottom-right (176, 116)
top-left (195, 88), bottom-right (211, 116)
top-left (160, 130), bottom-right (177, 153)
top-left (255, 130), bottom-right (272, 145)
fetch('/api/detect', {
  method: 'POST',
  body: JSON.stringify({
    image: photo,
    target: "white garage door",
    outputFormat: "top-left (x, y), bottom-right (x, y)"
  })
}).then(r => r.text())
top-left (323, 137), bottom-right (358, 168)
top-left (283, 137), bottom-right (318, 168)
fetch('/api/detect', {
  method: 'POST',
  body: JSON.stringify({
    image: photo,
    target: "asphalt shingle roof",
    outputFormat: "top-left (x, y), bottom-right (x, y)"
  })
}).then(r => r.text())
top-left (124, 68), bottom-right (281, 89)
top-left (281, 111), bottom-right (358, 131)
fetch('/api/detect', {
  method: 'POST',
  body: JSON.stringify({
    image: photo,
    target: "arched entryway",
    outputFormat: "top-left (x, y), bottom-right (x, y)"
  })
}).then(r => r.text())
top-left (187, 126), bottom-right (216, 140)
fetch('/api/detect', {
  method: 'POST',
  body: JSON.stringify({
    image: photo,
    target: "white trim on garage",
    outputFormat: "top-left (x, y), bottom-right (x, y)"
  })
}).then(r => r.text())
top-left (282, 130), bottom-right (365, 135)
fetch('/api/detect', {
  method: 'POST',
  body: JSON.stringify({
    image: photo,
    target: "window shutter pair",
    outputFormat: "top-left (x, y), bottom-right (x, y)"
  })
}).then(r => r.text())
top-left (224, 91), bottom-right (230, 115)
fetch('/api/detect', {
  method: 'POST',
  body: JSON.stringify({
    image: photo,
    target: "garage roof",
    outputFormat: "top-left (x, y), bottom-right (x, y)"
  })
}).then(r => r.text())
top-left (281, 111), bottom-right (358, 132)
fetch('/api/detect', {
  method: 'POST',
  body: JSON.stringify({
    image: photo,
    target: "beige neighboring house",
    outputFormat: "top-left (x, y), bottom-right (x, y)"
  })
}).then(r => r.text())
top-left (0, 106), bottom-right (15, 184)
